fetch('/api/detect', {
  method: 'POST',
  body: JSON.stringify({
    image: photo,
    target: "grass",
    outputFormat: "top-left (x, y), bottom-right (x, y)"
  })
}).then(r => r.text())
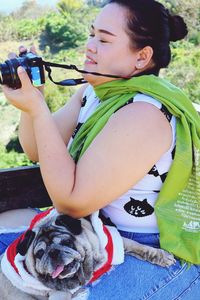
top-left (0, 93), bottom-right (20, 146)
top-left (0, 40), bottom-right (40, 62)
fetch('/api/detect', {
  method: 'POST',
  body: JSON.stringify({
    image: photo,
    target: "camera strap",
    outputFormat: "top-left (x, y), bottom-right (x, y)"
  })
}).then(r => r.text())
top-left (42, 60), bottom-right (128, 86)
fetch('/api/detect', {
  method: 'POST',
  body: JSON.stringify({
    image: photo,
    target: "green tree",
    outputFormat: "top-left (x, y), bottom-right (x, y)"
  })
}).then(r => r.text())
top-left (86, 0), bottom-right (105, 7)
top-left (159, 0), bottom-right (200, 43)
top-left (57, 0), bottom-right (85, 14)
top-left (162, 41), bottom-right (200, 103)
top-left (12, 0), bottom-right (49, 19)
top-left (0, 143), bottom-right (32, 168)
top-left (42, 0), bottom-right (98, 51)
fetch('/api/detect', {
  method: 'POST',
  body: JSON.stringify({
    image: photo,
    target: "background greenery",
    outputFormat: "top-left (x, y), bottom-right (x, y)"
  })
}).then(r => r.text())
top-left (0, 0), bottom-right (200, 168)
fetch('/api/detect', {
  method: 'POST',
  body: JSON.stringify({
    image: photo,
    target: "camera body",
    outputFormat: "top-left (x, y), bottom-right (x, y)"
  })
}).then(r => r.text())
top-left (0, 53), bottom-right (45, 89)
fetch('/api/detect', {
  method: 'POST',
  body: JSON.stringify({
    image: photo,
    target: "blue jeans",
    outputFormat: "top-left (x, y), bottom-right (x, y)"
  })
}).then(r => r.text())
top-left (0, 232), bottom-right (23, 255)
top-left (1, 231), bottom-right (200, 299)
top-left (87, 232), bottom-right (200, 300)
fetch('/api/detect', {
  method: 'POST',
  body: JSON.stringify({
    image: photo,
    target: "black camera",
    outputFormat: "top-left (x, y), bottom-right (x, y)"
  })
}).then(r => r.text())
top-left (0, 53), bottom-right (45, 89)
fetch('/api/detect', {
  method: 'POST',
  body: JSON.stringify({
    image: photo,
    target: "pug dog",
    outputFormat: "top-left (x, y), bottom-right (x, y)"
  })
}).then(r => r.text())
top-left (0, 208), bottom-right (175, 300)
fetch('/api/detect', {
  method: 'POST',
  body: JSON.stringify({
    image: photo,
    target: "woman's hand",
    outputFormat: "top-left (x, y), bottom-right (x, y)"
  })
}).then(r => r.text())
top-left (2, 66), bottom-right (47, 118)
top-left (9, 45), bottom-right (45, 95)
top-left (2, 45), bottom-right (47, 118)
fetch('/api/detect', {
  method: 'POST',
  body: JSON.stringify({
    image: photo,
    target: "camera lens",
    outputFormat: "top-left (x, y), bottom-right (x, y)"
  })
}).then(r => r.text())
top-left (0, 58), bottom-right (21, 89)
top-left (0, 54), bottom-right (45, 89)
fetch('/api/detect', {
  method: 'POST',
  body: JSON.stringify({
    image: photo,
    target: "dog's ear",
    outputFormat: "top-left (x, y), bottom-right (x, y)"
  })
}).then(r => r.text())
top-left (55, 215), bottom-right (82, 235)
top-left (17, 230), bottom-right (36, 256)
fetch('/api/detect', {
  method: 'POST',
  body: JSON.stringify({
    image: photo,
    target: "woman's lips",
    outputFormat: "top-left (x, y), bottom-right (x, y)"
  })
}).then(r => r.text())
top-left (85, 56), bottom-right (97, 65)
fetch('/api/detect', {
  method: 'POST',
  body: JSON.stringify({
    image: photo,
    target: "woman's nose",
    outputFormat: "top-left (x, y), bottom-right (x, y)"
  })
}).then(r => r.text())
top-left (86, 38), bottom-right (97, 53)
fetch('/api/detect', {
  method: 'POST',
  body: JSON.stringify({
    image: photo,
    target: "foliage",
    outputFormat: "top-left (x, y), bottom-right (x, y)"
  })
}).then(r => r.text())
top-left (45, 80), bottom-right (75, 112)
top-left (162, 41), bottom-right (200, 103)
top-left (86, 0), bottom-right (106, 7)
top-left (0, 16), bottom-right (16, 42)
top-left (43, 47), bottom-right (84, 112)
top-left (42, 0), bottom-right (99, 51)
top-left (159, 0), bottom-right (200, 43)
top-left (0, 16), bottom-right (44, 42)
top-left (57, 0), bottom-right (85, 14)
top-left (15, 19), bottom-right (44, 40)
top-left (6, 136), bottom-right (23, 153)
top-left (43, 12), bottom-right (88, 50)
top-left (11, 0), bottom-right (51, 19)
top-left (0, 143), bottom-right (32, 168)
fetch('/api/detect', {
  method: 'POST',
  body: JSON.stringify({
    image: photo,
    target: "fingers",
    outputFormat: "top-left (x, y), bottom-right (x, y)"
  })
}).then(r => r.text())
top-left (8, 45), bottom-right (37, 60)
top-left (18, 45), bottom-right (27, 57)
top-left (19, 45), bottom-right (27, 53)
top-left (18, 44), bottom-right (37, 56)
top-left (6, 45), bottom-right (39, 91)
top-left (8, 52), bottom-right (17, 59)
top-left (30, 45), bottom-right (37, 54)
top-left (2, 84), bottom-right (21, 104)
top-left (17, 66), bottom-right (32, 90)
top-left (2, 84), bottom-right (12, 95)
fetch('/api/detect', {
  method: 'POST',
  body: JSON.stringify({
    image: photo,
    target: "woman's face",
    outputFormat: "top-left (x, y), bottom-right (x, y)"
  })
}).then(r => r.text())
top-left (83, 3), bottom-right (140, 86)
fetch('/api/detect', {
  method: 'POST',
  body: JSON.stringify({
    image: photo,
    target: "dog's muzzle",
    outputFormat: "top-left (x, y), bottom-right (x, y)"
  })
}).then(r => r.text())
top-left (49, 247), bottom-right (82, 279)
top-left (52, 260), bottom-right (81, 279)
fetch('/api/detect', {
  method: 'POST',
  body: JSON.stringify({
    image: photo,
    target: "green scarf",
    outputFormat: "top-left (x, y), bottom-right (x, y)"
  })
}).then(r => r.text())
top-left (69, 75), bottom-right (200, 264)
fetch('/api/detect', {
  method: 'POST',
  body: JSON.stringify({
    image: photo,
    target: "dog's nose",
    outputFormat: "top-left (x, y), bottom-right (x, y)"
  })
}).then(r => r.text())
top-left (49, 249), bottom-right (60, 259)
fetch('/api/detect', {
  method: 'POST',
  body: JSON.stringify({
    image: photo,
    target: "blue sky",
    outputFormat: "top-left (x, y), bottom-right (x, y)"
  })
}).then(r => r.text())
top-left (0, 0), bottom-right (59, 14)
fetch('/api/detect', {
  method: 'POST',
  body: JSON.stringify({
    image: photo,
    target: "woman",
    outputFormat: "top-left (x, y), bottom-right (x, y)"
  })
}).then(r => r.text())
top-left (1, 0), bottom-right (200, 299)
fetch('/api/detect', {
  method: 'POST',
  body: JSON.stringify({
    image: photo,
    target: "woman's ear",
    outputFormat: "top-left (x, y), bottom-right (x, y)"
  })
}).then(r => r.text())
top-left (136, 46), bottom-right (154, 70)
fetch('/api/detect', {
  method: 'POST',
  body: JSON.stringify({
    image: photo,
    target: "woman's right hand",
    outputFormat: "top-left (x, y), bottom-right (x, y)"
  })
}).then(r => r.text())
top-left (8, 44), bottom-right (45, 95)
top-left (2, 65), bottom-right (47, 118)
top-left (2, 44), bottom-right (48, 118)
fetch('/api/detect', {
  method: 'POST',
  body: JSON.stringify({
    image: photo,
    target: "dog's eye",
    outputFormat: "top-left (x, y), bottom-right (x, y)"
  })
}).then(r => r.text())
top-left (35, 249), bottom-right (45, 259)
top-left (60, 240), bottom-right (74, 248)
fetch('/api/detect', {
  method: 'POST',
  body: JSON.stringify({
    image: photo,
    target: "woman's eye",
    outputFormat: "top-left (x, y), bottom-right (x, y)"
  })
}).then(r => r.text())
top-left (89, 34), bottom-right (108, 43)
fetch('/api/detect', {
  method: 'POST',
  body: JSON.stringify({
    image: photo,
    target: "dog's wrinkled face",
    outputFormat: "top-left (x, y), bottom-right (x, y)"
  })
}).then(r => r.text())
top-left (23, 215), bottom-right (105, 292)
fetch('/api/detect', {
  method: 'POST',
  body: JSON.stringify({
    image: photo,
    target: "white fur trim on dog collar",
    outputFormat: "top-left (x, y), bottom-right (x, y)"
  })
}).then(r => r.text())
top-left (106, 225), bottom-right (124, 265)
top-left (90, 212), bottom-right (124, 265)
top-left (1, 251), bottom-right (52, 297)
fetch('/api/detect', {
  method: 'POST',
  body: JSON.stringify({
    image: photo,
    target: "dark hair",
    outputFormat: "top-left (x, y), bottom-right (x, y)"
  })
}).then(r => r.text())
top-left (108, 0), bottom-right (188, 74)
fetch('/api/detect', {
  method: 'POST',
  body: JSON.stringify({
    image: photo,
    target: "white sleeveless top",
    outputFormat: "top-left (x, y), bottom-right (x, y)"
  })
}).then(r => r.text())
top-left (68, 85), bottom-right (176, 233)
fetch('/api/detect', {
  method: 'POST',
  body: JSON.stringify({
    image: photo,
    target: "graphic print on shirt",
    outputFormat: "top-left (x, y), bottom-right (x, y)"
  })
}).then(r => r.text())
top-left (148, 166), bottom-right (168, 183)
top-left (172, 146), bottom-right (176, 159)
top-left (148, 165), bottom-right (159, 177)
top-left (81, 95), bottom-right (87, 107)
top-left (72, 122), bottom-right (83, 139)
top-left (160, 104), bottom-right (172, 122)
top-left (124, 198), bottom-right (154, 217)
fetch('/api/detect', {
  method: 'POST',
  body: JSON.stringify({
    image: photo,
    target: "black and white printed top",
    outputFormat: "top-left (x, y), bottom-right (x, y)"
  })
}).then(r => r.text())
top-left (68, 85), bottom-right (176, 233)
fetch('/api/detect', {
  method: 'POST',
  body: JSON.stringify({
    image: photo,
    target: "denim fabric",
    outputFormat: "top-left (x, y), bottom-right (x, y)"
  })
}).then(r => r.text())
top-left (1, 231), bottom-right (200, 299)
top-left (0, 232), bottom-right (23, 255)
top-left (87, 232), bottom-right (200, 300)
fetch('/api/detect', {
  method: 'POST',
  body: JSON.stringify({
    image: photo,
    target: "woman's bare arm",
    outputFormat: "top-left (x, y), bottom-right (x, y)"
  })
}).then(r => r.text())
top-left (19, 84), bottom-right (87, 162)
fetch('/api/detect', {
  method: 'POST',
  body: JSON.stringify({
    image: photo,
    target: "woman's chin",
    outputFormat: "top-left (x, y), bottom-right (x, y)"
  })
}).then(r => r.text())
top-left (83, 73), bottom-right (117, 86)
top-left (83, 73), bottom-right (101, 86)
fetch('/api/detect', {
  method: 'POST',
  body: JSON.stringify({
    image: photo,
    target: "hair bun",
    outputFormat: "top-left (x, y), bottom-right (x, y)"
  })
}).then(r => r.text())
top-left (168, 15), bottom-right (188, 42)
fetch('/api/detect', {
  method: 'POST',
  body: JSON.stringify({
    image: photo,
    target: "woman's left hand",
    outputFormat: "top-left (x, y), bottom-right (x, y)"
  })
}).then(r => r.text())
top-left (2, 66), bottom-right (47, 118)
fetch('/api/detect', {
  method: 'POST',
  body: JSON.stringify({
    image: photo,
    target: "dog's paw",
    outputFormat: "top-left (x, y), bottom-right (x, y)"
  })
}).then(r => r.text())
top-left (149, 248), bottom-right (176, 267)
